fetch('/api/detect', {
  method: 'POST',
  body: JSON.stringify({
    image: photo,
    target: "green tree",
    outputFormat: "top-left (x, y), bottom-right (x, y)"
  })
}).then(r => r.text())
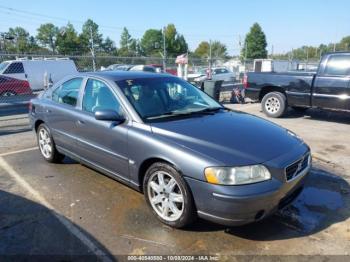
top-left (28, 36), bottom-right (42, 53)
top-left (36, 23), bottom-right (59, 53)
top-left (80, 19), bottom-right (103, 53)
top-left (56, 23), bottom-right (81, 55)
top-left (129, 39), bottom-right (141, 56)
top-left (211, 41), bottom-right (228, 58)
top-left (241, 23), bottom-right (267, 59)
top-left (194, 40), bottom-right (227, 59)
top-left (194, 41), bottom-right (210, 58)
top-left (101, 37), bottom-right (117, 54)
top-left (7, 27), bottom-right (30, 53)
top-left (120, 28), bottom-right (132, 48)
top-left (339, 36), bottom-right (350, 51)
top-left (140, 29), bottom-right (162, 56)
top-left (119, 27), bottom-right (135, 56)
top-left (164, 24), bottom-right (188, 56)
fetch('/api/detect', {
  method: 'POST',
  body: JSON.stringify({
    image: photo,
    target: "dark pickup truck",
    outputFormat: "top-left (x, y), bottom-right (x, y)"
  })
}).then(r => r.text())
top-left (244, 52), bottom-right (350, 117)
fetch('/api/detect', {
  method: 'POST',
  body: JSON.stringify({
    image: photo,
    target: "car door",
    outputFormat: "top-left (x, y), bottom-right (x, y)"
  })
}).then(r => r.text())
top-left (44, 77), bottom-right (84, 154)
top-left (313, 54), bottom-right (350, 110)
top-left (2, 62), bottom-right (26, 81)
top-left (74, 78), bottom-right (129, 179)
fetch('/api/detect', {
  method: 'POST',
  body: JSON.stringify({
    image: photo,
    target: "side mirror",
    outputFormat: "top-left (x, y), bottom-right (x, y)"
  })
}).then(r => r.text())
top-left (94, 110), bottom-right (125, 123)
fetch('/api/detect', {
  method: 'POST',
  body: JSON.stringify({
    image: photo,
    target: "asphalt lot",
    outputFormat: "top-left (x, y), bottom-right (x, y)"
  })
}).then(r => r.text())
top-left (0, 103), bottom-right (349, 259)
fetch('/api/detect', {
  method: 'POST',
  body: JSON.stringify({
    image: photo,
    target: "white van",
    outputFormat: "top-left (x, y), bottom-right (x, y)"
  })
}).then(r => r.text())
top-left (0, 58), bottom-right (78, 91)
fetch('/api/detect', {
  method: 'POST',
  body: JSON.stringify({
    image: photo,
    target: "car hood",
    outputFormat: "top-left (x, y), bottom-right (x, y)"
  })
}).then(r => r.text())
top-left (150, 111), bottom-right (304, 166)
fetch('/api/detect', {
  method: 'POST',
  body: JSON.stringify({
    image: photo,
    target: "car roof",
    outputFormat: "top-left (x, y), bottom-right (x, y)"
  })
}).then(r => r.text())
top-left (78, 70), bottom-right (176, 81)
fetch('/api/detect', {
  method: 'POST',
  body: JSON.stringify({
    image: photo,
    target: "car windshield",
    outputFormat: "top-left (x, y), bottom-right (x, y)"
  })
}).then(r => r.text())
top-left (0, 62), bottom-right (9, 73)
top-left (198, 68), bottom-right (207, 75)
top-left (117, 77), bottom-right (223, 121)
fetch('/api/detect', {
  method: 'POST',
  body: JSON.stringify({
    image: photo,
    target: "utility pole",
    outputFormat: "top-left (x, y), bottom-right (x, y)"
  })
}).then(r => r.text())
top-left (271, 45), bottom-right (274, 59)
top-left (315, 47), bottom-right (318, 59)
top-left (208, 40), bottom-right (212, 79)
top-left (162, 26), bottom-right (166, 72)
top-left (244, 41), bottom-right (248, 69)
top-left (89, 26), bottom-right (96, 72)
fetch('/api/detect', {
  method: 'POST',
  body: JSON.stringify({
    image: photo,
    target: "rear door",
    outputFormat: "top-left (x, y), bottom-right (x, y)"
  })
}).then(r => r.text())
top-left (45, 77), bottom-right (84, 153)
top-left (313, 54), bottom-right (350, 110)
top-left (2, 62), bottom-right (26, 81)
top-left (74, 78), bottom-right (129, 179)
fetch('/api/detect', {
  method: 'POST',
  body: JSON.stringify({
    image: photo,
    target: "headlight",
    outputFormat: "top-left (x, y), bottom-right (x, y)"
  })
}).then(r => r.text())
top-left (204, 165), bottom-right (271, 185)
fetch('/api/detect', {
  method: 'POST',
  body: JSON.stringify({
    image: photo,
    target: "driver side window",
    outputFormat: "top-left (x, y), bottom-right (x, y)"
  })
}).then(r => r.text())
top-left (82, 79), bottom-right (121, 114)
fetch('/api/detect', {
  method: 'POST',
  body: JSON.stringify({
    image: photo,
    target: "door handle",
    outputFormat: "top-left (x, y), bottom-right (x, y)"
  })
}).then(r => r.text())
top-left (45, 109), bottom-right (51, 113)
top-left (76, 120), bottom-right (85, 125)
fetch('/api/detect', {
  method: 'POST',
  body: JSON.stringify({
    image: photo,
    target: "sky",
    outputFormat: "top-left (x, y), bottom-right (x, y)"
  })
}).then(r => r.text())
top-left (0, 0), bottom-right (349, 55)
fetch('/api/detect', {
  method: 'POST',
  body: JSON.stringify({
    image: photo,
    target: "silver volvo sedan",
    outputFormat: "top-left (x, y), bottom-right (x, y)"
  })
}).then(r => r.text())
top-left (29, 71), bottom-right (311, 228)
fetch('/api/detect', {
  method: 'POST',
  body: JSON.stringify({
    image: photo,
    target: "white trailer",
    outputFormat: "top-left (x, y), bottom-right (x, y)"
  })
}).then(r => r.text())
top-left (0, 58), bottom-right (78, 91)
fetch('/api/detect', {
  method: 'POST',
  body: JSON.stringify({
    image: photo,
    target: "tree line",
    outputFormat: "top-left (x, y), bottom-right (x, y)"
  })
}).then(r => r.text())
top-left (2, 19), bottom-right (346, 61)
top-left (273, 35), bottom-right (350, 60)
top-left (0, 19), bottom-right (230, 59)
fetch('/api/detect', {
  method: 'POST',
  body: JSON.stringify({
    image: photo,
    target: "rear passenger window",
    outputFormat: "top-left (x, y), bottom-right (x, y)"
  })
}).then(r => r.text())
top-left (324, 55), bottom-right (350, 76)
top-left (52, 78), bottom-right (83, 106)
top-left (3, 62), bottom-right (24, 74)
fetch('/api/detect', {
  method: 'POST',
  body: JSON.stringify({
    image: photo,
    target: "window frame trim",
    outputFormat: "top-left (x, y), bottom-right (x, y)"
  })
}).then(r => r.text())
top-left (51, 77), bottom-right (84, 108)
top-left (80, 77), bottom-right (128, 119)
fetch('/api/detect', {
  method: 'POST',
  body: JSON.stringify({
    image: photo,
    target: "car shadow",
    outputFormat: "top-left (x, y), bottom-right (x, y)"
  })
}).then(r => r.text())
top-left (283, 108), bottom-right (350, 125)
top-left (0, 126), bottom-right (31, 136)
top-left (187, 166), bottom-right (350, 241)
top-left (0, 189), bottom-right (115, 260)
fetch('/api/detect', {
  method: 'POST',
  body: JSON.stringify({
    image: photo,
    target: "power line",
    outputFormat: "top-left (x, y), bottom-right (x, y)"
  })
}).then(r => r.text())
top-left (0, 4), bottom-right (242, 40)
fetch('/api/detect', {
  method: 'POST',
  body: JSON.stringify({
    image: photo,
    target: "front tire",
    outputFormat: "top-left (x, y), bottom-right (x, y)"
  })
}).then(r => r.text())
top-left (143, 162), bottom-right (196, 228)
top-left (261, 92), bottom-right (287, 118)
top-left (37, 123), bottom-right (65, 163)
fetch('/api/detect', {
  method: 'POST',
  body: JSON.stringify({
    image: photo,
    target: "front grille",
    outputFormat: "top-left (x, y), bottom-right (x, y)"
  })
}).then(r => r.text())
top-left (285, 154), bottom-right (310, 181)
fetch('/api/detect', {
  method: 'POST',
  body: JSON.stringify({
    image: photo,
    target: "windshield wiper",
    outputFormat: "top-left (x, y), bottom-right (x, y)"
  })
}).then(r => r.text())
top-left (145, 107), bottom-right (224, 120)
top-left (194, 107), bottom-right (224, 114)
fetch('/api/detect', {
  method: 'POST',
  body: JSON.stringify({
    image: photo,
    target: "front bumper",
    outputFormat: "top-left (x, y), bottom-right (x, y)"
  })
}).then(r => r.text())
top-left (185, 146), bottom-right (311, 226)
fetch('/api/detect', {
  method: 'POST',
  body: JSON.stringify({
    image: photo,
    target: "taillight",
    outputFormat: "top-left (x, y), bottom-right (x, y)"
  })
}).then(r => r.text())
top-left (243, 74), bottom-right (249, 88)
top-left (23, 80), bottom-right (30, 88)
top-left (28, 101), bottom-right (32, 112)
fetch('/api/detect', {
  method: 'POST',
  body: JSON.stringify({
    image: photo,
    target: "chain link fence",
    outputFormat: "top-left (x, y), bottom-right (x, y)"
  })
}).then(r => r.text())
top-left (0, 52), bottom-right (319, 115)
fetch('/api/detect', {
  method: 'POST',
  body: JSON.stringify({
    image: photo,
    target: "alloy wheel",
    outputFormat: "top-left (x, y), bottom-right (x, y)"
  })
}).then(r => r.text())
top-left (147, 171), bottom-right (184, 222)
top-left (265, 96), bottom-right (281, 114)
top-left (38, 128), bottom-right (53, 159)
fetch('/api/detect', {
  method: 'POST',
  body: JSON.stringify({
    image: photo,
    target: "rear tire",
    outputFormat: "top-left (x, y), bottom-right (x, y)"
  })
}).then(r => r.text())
top-left (143, 162), bottom-right (196, 228)
top-left (1, 91), bottom-right (16, 97)
top-left (37, 123), bottom-right (65, 163)
top-left (261, 92), bottom-right (287, 118)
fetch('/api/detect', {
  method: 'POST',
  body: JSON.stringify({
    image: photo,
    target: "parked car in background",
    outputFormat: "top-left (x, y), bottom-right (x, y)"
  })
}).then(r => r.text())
top-left (104, 64), bottom-right (122, 71)
top-left (0, 58), bottom-right (77, 91)
top-left (244, 52), bottom-right (350, 118)
top-left (29, 71), bottom-right (311, 228)
top-left (128, 65), bottom-right (157, 73)
top-left (105, 64), bottom-right (133, 71)
top-left (0, 75), bottom-right (32, 96)
top-left (148, 64), bottom-right (178, 76)
top-left (193, 67), bottom-right (235, 88)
